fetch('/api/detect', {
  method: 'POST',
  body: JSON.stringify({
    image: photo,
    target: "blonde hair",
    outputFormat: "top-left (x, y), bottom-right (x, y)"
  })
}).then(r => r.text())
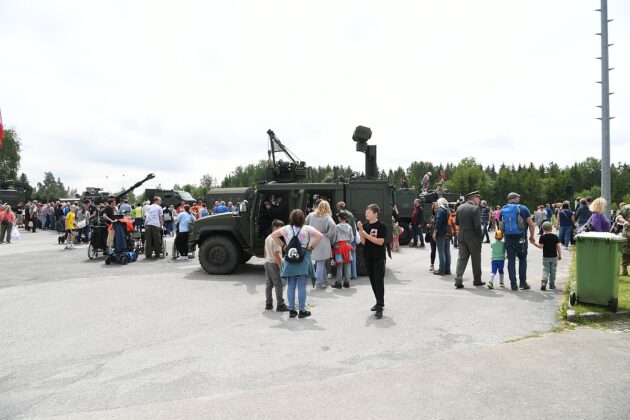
top-left (3, 204), bottom-right (11, 213)
top-left (589, 197), bottom-right (607, 213)
top-left (315, 200), bottom-right (332, 217)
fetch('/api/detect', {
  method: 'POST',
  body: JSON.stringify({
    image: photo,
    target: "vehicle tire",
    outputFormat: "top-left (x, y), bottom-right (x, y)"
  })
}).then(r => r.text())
top-left (239, 252), bottom-right (253, 264)
top-left (355, 245), bottom-right (367, 277)
top-left (199, 235), bottom-right (239, 275)
top-left (121, 255), bottom-right (129, 265)
top-left (105, 256), bottom-right (112, 265)
top-left (398, 218), bottom-right (412, 246)
top-left (88, 244), bottom-right (97, 260)
top-left (569, 291), bottom-right (577, 307)
top-left (609, 298), bottom-right (618, 313)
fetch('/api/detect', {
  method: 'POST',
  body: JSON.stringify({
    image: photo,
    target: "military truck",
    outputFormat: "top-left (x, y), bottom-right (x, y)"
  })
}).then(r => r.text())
top-left (206, 187), bottom-right (253, 208)
top-left (0, 180), bottom-right (32, 208)
top-left (392, 188), bottom-right (462, 245)
top-left (143, 189), bottom-right (196, 208)
top-left (191, 126), bottom-right (393, 276)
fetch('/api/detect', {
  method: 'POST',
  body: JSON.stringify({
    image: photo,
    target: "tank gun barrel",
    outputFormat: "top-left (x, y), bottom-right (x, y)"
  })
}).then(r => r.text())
top-left (115, 173), bottom-right (156, 202)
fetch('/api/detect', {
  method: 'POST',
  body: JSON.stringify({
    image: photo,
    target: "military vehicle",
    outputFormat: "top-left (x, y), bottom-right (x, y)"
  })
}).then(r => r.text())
top-left (143, 188), bottom-right (195, 208)
top-left (393, 188), bottom-right (461, 245)
top-left (191, 126), bottom-right (393, 276)
top-left (206, 187), bottom-right (253, 208)
top-left (0, 180), bottom-right (32, 208)
top-left (79, 187), bottom-right (111, 205)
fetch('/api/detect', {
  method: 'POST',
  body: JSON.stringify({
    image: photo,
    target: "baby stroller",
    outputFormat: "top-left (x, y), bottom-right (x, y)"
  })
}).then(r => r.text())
top-left (105, 217), bottom-right (138, 265)
top-left (88, 222), bottom-right (109, 259)
top-left (132, 226), bottom-right (168, 259)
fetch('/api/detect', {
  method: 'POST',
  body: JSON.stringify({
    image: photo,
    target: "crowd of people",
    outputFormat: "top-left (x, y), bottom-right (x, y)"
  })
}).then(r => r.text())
top-left (401, 191), bottom-right (629, 292)
top-left (3, 189), bottom-right (629, 321)
top-left (265, 201), bottom-right (387, 320)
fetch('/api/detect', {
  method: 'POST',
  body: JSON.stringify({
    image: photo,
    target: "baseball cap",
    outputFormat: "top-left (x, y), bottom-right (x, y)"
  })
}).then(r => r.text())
top-left (507, 192), bottom-right (520, 200)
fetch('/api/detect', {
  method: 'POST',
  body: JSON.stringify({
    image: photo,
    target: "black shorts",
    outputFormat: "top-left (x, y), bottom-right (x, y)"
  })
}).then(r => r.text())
top-left (66, 229), bottom-right (74, 234)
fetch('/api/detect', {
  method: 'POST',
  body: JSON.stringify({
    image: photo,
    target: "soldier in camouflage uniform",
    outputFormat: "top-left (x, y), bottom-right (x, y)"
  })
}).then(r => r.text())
top-left (617, 204), bottom-right (630, 276)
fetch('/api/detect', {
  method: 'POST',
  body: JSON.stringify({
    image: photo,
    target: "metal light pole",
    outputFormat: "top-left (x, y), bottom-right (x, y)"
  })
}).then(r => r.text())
top-left (596, 0), bottom-right (614, 210)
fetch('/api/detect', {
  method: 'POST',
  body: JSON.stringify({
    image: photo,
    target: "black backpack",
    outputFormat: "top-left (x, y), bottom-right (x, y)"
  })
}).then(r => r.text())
top-left (285, 227), bottom-right (306, 263)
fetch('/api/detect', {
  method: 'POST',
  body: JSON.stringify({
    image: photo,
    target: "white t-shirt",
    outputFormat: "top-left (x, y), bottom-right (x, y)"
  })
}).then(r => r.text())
top-left (145, 204), bottom-right (163, 227)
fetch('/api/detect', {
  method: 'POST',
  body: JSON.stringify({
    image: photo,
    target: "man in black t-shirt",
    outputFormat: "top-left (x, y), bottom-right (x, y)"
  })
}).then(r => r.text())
top-left (357, 204), bottom-right (387, 319)
top-left (533, 221), bottom-right (561, 290)
top-left (102, 198), bottom-right (118, 225)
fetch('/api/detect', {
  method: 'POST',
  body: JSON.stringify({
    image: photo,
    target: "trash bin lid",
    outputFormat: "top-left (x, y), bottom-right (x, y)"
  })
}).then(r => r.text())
top-left (576, 232), bottom-right (627, 242)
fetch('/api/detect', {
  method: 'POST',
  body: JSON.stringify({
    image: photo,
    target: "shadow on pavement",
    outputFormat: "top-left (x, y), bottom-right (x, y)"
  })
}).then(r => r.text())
top-left (269, 318), bottom-right (326, 331)
top-left (365, 315), bottom-right (396, 328)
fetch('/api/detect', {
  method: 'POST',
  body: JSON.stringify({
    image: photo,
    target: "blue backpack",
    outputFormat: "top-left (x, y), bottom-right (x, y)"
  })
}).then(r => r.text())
top-left (501, 204), bottom-right (525, 236)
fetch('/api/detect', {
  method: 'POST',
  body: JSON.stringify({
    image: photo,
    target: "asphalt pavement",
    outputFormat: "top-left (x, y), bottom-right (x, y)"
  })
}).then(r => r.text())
top-left (1, 229), bottom-right (627, 419)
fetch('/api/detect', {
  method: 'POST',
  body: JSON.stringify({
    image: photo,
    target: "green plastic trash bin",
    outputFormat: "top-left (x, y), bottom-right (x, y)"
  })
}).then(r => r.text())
top-left (572, 232), bottom-right (626, 312)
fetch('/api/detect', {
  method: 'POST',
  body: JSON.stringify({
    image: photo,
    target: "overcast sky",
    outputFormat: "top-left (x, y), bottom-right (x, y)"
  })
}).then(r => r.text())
top-left (1, 0), bottom-right (629, 194)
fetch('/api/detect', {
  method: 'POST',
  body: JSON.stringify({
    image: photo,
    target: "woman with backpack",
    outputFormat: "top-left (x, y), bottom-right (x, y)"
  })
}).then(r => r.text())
top-left (557, 201), bottom-right (575, 250)
top-left (432, 198), bottom-right (452, 276)
top-left (271, 209), bottom-right (323, 319)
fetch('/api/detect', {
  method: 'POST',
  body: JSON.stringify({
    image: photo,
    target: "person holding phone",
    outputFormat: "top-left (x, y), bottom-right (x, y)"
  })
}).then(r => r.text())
top-left (357, 204), bottom-right (387, 319)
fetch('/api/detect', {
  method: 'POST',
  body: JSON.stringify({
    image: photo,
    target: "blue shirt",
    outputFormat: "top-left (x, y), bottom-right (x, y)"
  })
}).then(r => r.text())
top-left (199, 208), bottom-right (209, 218)
top-left (63, 207), bottom-right (71, 216)
top-left (176, 212), bottom-right (196, 232)
top-left (544, 207), bottom-right (552, 221)
top-left (434, 207), bottom-right (449, 237)
top-left (214, 205), bottom-right (228, 214)
top-left (558, 209), bottom-right (574, 227)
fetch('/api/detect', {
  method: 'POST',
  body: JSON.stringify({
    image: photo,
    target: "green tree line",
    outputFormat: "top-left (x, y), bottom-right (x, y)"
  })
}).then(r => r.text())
top-left (220, 157), bottom-right (630, 210)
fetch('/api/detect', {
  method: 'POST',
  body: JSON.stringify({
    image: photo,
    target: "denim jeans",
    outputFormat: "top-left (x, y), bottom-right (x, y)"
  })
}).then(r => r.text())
top-left (287, 275), bottom-right (308, 311)
top-left (505, 237), bottom-right (528, 288)
top-left (77, 226), bottom-right (90, 242)
top-left (336, 262), bottom-right (350, 280)
top-left (412, 225), bottom-right (425, 246)
top-left (314, 260), bottom-right (327, 286)
top-left (558, 225), bottom-right (572, 247)
top-left (436, 235), bottom-right (451, 273)
top-left (542, 257), bottom-right (557, 286)
top-left (350, 241), bottom-right (357, 279)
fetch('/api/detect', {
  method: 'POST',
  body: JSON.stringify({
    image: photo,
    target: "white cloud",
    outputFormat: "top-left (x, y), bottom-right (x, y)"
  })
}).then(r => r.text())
top-left (1, 0), bottom-right (628, 193)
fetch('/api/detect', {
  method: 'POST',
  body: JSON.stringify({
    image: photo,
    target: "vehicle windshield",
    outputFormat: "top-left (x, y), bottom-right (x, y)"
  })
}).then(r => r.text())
top-left (175, 190), bottom-right (195, 201)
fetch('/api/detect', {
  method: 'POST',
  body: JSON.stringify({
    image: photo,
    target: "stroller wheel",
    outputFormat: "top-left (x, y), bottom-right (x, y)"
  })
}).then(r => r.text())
top-left (105, 256), bottom-right (112, 265)
top-left (121, 256), bottom-right (129, 265)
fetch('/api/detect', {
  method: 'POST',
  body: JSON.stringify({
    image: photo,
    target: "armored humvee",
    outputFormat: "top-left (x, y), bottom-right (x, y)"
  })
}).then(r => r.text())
top-left (191, 126), bottom-right (393, 276)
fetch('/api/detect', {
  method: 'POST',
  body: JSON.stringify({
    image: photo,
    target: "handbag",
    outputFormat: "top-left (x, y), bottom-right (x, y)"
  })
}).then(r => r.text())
top-left (77, 220), bottom-right (87, 229)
